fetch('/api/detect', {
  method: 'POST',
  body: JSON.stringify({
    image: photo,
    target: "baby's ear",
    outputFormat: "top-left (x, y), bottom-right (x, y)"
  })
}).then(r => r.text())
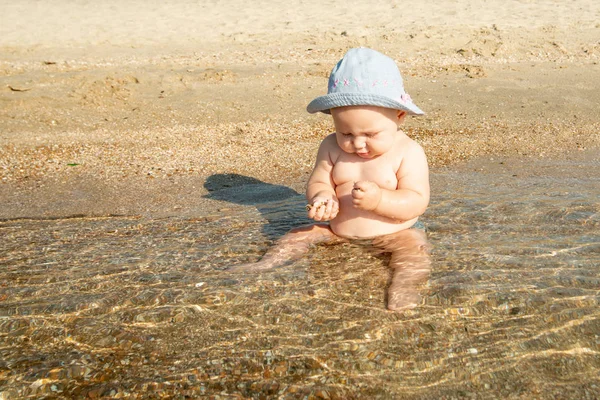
top-left (397, 110), bottom-right (407, 123)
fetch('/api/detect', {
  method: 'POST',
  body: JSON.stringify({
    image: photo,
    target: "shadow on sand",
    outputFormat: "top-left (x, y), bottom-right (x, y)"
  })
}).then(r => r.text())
top-left (203, 173), bottom-right (311, 241)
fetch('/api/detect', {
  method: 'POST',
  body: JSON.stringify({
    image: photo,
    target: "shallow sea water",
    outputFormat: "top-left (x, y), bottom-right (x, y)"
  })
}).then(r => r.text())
top-left (1, 154), bottom-right (599, 399)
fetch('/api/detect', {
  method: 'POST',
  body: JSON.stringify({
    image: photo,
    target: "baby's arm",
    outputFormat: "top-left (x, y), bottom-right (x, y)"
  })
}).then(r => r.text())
top-left (306, 135), bottom-right (339, 221)
top-left (353, 141), bottom-right (429, 221)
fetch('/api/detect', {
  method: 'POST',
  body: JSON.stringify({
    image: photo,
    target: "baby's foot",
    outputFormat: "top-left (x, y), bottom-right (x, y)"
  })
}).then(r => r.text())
top-left (387, 287), bottom-right (421, 311)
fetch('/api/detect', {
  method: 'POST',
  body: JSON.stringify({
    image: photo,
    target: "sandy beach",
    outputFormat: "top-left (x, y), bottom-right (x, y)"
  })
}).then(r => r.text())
top-left (1, 0), bottom-right (599, 218)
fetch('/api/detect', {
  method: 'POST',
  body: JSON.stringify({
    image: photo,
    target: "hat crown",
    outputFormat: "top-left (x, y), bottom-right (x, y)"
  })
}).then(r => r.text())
top-left (327, 48), bottom-right (406, 97)
top-left (306, 47), bottom-right (424, 115)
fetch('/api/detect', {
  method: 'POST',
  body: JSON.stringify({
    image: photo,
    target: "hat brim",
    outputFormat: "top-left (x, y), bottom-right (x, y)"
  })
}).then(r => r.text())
top-left (307, 93), bottom-right (424, 115)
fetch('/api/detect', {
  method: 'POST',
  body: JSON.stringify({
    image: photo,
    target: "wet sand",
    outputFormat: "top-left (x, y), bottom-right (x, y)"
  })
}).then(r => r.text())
top-left (1, 0), bottom-right (600, 219)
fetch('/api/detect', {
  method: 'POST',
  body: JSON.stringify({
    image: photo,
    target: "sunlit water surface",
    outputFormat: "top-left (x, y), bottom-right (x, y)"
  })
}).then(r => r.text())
top-left (1, 155), bottom-right (599, 399)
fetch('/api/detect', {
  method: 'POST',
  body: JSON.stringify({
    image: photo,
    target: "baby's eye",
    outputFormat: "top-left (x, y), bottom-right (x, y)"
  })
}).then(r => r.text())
top-left (366, 132), bottom-right (378, 138)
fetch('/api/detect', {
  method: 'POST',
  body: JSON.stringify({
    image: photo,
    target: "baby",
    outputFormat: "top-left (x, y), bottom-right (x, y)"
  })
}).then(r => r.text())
top-left (232, 48), bottom-right (431, 311)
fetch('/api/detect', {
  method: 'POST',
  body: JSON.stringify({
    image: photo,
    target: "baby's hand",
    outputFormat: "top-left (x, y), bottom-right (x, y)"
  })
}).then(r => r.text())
top-left (352, 181), bottom-right (382, 211)
top-left (307, 197), bottom-right (339, 221)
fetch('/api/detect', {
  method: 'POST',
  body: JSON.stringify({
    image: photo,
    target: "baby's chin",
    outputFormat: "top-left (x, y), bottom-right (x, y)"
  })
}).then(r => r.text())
top-left (353, 150), bottom-right (383, 159)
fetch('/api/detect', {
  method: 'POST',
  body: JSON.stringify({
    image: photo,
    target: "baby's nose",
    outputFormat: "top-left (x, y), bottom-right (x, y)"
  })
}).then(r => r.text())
top-left (353, 137), bottom-right (367, 148)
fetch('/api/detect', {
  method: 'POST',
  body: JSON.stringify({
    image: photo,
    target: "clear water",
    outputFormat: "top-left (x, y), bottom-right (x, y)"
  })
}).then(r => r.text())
top-left (1, 154), bottom-right (599, 399)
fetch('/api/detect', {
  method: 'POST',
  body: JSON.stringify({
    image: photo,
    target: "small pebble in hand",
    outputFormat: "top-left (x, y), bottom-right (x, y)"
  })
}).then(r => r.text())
top-left (306, 201), bottom-right (325, 210)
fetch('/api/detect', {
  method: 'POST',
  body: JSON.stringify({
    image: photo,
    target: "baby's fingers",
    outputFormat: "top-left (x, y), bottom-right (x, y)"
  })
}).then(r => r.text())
top-left (353, 180), bottom-right (369, 192)
top-left (307, 201), bottom-right (323, 218)
top-left (330, 202), bottom-right (340, 219)
top-left (325, 200), bottom-right (339, 220)
top-left (310, 200), bottom-right (338, 221)
top-left (311, 203), bottom-right (327, 221)
top-left (317, 201), bottom-right (334, 221)
top-left (323, 198), bottom-right (335, 215)
top-left (315, 205), bottom-right (326, 221)
top-left (352, 187), bottom-right (365, 200)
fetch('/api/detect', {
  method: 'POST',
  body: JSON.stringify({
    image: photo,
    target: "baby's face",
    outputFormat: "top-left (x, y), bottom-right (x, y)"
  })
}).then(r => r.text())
top-left (331, 106), bottom-right (405, 159)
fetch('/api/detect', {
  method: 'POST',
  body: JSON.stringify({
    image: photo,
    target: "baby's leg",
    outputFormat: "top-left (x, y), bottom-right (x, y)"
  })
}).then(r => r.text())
top-left (229, 224), bottom-right (340, 272)
top-left (373, 228), bottom-right (431, 311)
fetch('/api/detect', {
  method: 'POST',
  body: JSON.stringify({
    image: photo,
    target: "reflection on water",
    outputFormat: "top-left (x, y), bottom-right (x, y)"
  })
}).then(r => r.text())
top-left (1, 155), bottom-right (599, 398)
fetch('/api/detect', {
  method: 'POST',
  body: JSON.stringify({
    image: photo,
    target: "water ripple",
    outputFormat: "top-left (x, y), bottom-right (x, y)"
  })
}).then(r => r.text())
top-left (1, 159), bottom-right (600, 398)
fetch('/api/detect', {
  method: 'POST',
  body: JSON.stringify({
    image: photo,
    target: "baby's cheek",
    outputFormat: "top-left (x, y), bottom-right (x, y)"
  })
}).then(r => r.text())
top-left (336, 138), bottom-right (353, 151)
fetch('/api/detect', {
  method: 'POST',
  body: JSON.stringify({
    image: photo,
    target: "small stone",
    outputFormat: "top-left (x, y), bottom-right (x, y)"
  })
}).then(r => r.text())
top-left (48, 368), bottom-right (62, 379)
top-left (315, 390), bottom-right (331, 399)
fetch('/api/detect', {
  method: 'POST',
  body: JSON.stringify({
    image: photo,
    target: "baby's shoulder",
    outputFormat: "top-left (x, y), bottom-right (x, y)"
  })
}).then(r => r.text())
top-left (394, 133), bottom-right (428, 175)
top-left (318, 133), bottom-right (342, 157)
top-left (395, 132), bottom-right (425, 156)
top-left (321, 133), bottom-right (338, 146)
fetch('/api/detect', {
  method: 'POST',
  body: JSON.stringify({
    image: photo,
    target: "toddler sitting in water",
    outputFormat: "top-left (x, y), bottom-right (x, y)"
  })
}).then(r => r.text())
top-left (232, 48), bottom-right (431, 311)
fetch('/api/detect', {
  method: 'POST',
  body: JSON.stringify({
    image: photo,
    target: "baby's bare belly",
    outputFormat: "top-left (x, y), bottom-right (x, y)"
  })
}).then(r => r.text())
top-left (330, 215), bottom-right (416, 239)
top-left (331, 182), bottom-right (416, 239)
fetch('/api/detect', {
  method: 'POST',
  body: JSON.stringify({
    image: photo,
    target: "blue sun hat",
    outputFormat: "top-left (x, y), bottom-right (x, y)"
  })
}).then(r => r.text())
top-left (307, 47), bottom-right (424, 115)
